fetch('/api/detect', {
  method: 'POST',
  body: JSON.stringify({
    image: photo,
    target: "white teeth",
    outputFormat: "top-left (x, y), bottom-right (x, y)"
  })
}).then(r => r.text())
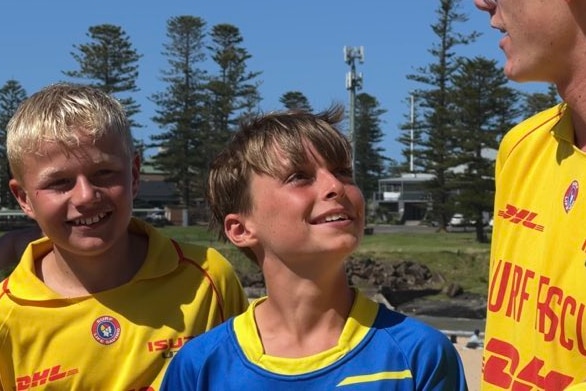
top-left (73, 212), bottom-right (107, 226)
top-left (324, 213), bottom-right (348, 222)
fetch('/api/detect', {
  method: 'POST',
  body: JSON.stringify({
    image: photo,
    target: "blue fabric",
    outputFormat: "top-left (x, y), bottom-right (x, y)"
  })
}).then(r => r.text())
top-left (161, 298), bottom-right (468, 391)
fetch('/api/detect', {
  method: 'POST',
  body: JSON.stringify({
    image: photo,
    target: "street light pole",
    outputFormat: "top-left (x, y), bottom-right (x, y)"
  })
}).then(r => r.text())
top-left (344, 46), bottom-right (364, 182)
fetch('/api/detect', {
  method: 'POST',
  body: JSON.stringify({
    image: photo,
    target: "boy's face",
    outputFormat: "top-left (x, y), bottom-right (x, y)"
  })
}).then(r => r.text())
top-left (229, 142), bottom-right (365, 267)
top-left (9, 133), bottom-right (140, 258)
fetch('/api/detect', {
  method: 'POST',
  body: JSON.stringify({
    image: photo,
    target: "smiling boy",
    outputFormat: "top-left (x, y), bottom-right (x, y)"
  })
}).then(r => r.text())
top-left (161, 106), bottom-right (467, 390)
top-left (0, 83), bottom-right (247, 390)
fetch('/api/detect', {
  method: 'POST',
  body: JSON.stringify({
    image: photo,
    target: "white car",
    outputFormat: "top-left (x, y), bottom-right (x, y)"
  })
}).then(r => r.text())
top-left (449, 213), bottom-right (467, 226)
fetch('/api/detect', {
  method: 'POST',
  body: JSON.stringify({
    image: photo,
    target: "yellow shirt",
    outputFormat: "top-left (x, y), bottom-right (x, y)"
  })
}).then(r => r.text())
top-left (0, 218), bottom-right (248, 390)
top-left (482, 104), bottom-right (586, 390)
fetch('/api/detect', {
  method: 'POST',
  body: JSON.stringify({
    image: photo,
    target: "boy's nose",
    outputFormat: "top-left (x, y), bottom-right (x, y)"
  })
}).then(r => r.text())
top-left (321, 171), bottom-right (346, 200)
top-left (71, 177), bottom-right (100, 205)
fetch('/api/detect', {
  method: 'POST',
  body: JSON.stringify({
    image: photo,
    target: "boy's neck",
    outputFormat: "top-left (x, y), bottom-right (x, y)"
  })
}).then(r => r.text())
top-left (254, 281), bottom-right (355, 358)
top-left (36, 233), bottom-right (148, 296)
top-left (559, 78), bottom-right (586, 151)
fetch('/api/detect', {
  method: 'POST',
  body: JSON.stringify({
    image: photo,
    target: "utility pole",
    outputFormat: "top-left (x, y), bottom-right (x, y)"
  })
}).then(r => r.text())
top-left (410, 94), bottom-right (415, 174)
top-left (344, 46), bottom-right (364, 182)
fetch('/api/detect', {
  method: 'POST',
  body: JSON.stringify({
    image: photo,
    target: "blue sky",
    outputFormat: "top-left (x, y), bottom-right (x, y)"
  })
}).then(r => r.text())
top-left (1, 1), bottom-right (546, 162)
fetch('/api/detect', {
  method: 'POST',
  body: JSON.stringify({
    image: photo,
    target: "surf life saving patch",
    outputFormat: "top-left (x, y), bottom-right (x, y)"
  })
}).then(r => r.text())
top-left (91, 315), bottom-right (121, 345)
top-left (563, 180), bottom-right (579, 213)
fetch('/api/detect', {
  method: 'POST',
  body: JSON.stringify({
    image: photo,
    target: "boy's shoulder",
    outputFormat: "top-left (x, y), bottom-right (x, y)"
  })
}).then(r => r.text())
top-left (132, 218), bottom-right (230, 268)
top-left (500, 103), bottom-right (566, 154)
top-left (375, 304), bottom-right (453, 347)
top-left (168, 239), bottom-right (238, 279)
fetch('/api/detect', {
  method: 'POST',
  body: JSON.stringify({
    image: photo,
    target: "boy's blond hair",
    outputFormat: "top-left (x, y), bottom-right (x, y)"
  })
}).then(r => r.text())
top-left (7, 83), bottom-right (134, 182)
top-left (206, 104), bottom-right (352, 255)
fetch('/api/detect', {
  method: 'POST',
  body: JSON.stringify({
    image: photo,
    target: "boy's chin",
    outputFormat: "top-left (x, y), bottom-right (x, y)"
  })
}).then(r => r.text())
top-left (330, 237), bottom-right (362, 255)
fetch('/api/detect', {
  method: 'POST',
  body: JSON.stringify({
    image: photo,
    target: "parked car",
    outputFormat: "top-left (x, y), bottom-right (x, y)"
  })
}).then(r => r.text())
top-left (449, 213), bottom-right (467, 227)
top-left (145, 210), bottom-right (172, 227)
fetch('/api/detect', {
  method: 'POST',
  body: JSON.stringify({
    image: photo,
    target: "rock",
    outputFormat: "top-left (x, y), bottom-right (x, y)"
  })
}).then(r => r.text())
top-left (444, 282), bottom-right (464, 297)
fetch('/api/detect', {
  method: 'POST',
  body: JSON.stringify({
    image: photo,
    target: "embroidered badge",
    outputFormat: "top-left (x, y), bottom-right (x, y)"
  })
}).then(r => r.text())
top-left (563, 180), bottom-right (579, 213)
top-left (92, 316), bottom-right (121, 345)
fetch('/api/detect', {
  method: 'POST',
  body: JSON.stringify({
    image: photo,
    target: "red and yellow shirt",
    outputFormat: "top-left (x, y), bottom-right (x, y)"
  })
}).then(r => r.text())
top-left (482, 104), bottom-right (586, 390)
top-left (0, 218), bottom-right (248, 390)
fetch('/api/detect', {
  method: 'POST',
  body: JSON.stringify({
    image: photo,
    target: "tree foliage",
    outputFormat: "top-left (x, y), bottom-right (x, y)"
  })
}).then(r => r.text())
top-left (0, 80), bottom-right (27, 207)
top-left (451, 56), bottom-right (521, 242)
top-left (149, 16), bottom-right (209, 223)
top-left (353, 93), bottom-right (388, 197)
top-left (149, 17), bottom-right (262, 222)
top-left (205, 23), bottom-right (262, 161)
top-left (279, 91), bottom-right (312, 112)
top-left (522, 84), bottom-right (559, 118)
top-left (64, 24), bottom-right (142, 129)
top-left (405, 0), bottom-right (480, 230)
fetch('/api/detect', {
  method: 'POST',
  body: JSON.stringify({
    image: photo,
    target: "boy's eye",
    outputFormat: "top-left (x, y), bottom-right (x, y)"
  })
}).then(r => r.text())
top-left (91, 170), bottom-right (115, 184)
top-left (286, 171), bottom-right (312, 184)
top-left (46, 178), bottom-right (74, 190)
top-left (44, 170), bottom-right (117, 190)
top-left (95, 169), bottom-right (115, 178)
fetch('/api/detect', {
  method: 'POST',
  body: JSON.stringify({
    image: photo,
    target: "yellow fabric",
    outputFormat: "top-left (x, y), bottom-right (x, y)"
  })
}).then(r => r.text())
top-left (481, 104), bottom-right (586, 390)
top-left (233, 289), bottom-right (377, 375)
top-left (0, 218), bottom-right (248, 391)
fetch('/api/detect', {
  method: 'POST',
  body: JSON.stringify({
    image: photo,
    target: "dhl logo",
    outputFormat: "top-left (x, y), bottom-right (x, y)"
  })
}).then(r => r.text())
top-left (498, 204), bottom-right (544, 232)
top-left (16, 365), bottom-right (78, 390)
top-left (483, 338), bottom-right (573, 389)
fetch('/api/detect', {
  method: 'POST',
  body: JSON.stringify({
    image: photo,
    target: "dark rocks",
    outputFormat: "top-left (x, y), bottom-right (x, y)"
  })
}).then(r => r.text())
top-left (345, 257), bottom-right (486, 319)
top-left (345, 257), bottom-right (444, 293)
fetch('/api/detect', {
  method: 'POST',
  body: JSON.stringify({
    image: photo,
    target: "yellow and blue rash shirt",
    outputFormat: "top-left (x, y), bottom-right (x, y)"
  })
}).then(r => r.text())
top-left (161, 290), bottom-right (468, 390)
top-left (0, 218), bottom-right (248, 391)
top-left (481, 104), bottom-right (586, 390)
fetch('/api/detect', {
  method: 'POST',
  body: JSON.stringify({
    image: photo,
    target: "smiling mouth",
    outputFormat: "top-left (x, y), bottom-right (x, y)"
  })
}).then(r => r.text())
top-left (69, 212), bottom-right (108, 226)
top-left (315, 213), bottom-right (350, 224)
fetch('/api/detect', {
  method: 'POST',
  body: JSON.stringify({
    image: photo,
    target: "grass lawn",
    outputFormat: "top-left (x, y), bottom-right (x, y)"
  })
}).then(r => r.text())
top-left (0, 225), bottom-right (491, 296)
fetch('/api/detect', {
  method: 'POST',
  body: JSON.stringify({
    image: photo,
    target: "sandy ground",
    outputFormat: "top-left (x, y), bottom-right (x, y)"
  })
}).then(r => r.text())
top-left (453, 339), bottom-right (483, 391)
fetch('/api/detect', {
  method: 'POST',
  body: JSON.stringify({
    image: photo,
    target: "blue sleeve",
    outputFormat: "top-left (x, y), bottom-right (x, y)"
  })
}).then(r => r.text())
top-left (410, 330), bottom-right (469, 391)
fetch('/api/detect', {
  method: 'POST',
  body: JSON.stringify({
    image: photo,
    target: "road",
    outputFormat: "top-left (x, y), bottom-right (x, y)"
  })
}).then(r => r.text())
top-left (367, 224), bottom-right (438, 235)
top-left (368, 224), bottom-right (491, 235)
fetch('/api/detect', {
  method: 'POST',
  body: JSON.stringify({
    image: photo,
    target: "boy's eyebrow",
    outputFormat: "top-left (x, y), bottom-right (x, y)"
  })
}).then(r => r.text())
top-left (35, 168), bottom-right (63, 181)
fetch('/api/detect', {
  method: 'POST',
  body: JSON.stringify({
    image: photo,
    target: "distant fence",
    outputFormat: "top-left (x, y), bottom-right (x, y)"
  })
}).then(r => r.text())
top-left (0, 210), bottom-right (35, 231)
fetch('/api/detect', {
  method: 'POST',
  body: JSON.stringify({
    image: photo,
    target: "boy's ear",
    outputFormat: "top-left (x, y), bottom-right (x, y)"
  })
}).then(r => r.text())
top-left (224, 213), bottom-right (258, 249)
top-left (9, 179), bottom-right (35, 219)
